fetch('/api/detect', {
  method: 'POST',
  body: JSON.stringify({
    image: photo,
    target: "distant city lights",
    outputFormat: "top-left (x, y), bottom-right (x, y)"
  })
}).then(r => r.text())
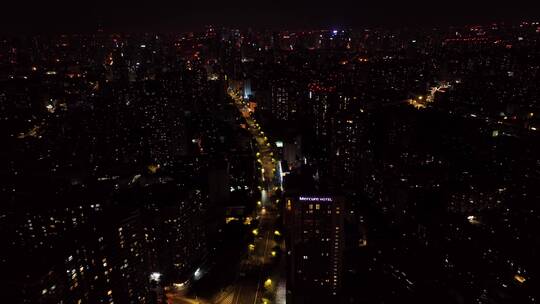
top-left (150, 272), bottom-right (162, 282)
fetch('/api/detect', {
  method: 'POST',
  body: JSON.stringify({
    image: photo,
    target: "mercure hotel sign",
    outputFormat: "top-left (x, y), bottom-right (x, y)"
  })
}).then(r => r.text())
top-left (299, 196), bottom-right (333, 202)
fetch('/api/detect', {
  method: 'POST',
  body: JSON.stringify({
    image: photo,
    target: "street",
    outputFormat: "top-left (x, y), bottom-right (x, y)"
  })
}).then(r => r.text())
top-left (224, 88), bottom-right (284, 304)
top-left (166, 88), bottom-right (285, 304)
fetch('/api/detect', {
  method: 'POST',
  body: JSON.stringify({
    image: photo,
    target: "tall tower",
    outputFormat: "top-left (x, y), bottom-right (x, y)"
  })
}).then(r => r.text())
top-left (284, 195), bottom-right (345, 303)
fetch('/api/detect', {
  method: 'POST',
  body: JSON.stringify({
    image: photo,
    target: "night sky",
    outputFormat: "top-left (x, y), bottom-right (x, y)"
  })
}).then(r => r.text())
top-left (1, 0), bottom-right (538, 33)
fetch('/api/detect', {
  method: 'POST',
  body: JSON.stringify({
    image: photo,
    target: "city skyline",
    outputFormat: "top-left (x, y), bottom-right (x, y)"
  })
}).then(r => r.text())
top-left (2, 16), bottom-right (540, 304)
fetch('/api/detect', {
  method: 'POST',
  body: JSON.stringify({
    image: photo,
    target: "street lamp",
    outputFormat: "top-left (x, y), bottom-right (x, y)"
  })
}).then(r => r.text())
top-left (264, 278), bottom-right (272, 289)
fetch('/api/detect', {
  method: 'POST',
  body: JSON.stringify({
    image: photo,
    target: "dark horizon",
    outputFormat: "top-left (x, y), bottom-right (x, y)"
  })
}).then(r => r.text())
top-left (1, 0), bottom-right (539, 34)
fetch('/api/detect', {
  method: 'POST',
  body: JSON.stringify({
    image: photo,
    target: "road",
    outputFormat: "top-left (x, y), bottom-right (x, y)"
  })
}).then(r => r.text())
top-left (224, 88), bottom-right (284, 304)
top-left (166, 88), bottom-right (284, 304)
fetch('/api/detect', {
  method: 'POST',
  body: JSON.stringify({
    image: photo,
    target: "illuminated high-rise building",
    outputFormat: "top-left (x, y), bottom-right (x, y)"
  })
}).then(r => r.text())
top-left (284, 195), bottom-right (345, 303)
top-left (271, 78), bottom-right (297, 121)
